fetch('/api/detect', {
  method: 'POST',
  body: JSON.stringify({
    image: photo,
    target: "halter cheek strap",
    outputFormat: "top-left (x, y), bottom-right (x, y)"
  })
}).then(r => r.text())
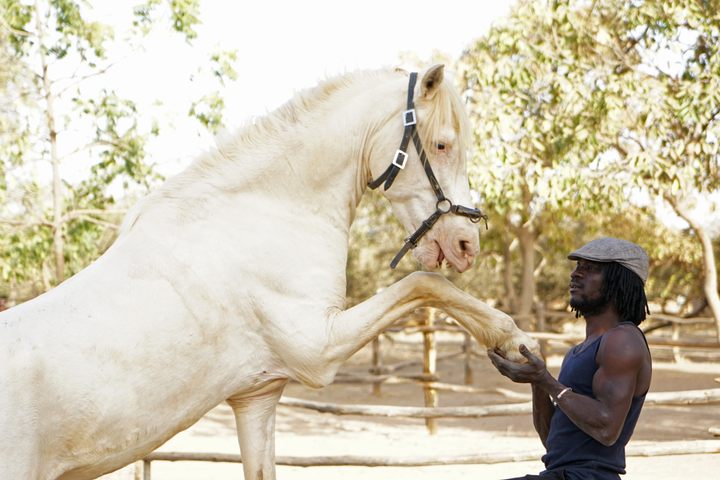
top-left (368, 73), bottom-right (419, 191)
top-left (368, 72), bottom-right (488, 269)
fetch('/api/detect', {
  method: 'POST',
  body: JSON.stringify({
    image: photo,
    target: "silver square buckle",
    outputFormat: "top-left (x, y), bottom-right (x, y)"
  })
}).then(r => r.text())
top-left (392, 149), bottom-right (408, 169)
top-left (403, 109), bottom-right (416, 126)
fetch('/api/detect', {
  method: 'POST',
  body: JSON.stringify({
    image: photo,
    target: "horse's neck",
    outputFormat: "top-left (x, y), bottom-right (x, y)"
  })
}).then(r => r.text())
top-left (173, 84), bottom-right (392, 230)
top-left (115, 75), bottom-right (401, 311)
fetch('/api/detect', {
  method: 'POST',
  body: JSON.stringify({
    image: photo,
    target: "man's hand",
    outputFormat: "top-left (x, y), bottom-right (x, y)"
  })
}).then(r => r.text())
top-left (487, 344), bottom-right (548, 384)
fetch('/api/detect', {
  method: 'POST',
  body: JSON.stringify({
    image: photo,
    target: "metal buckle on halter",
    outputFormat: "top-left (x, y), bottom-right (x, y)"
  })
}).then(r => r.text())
top-left (392, 150), bottom-right (408, 169)
top-left (403, 109), bottom-right (417, 126)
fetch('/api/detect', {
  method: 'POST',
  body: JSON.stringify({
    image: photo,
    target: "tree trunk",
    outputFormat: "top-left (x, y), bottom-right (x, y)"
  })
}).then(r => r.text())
top-left (515, 224), bottom-right (536, 331)
top-left (502, 239), bottom-right (518, 312)
top-left (667, 196), bottom-right (720, 342)
top-left (35, 0), bottom-right (65, 283)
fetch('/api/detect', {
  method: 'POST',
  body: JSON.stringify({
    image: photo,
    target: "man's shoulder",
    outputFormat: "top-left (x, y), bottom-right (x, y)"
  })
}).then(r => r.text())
top-left (604, 322), bottom-right (645, 340)
top-left (598, 323), bottom-right (648, 365)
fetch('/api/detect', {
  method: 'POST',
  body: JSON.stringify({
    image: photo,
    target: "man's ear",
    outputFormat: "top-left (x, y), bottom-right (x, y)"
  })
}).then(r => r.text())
top-left (420, 64), bottom-right (444, 100)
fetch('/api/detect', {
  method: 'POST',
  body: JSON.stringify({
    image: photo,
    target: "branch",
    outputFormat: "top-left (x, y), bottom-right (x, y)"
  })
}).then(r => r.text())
top-left (1, 209), bottom-right (124, 229)
top-left (59, 140), bottom-right (122, 160)
top-left (694, 105), bottom-right (720, 141)
top-left (505, 143), bottom-right (544, 164)
top-left (611, 141), bottom-right (629, 158)
top-left (62, 209), bottom-right (126, 223)
top-left (625, 25), bottom-right (649, 55)
top-left (0, 16), bottom-right (34, 38)
top-left (0, 218), bottom-right (52, 228)
top-left (54, 62), bottom-right (116, 97)
top-left (73, 215), bottom-right (120, 230)
top-left (618, 132), bottom-right (646, 153)
top-left (664, 194), bottom-right (697, 231)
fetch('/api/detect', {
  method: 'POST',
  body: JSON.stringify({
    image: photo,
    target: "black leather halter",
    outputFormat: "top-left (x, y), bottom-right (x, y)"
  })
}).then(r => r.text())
top-left (368, 72), bottom-right (488, 269)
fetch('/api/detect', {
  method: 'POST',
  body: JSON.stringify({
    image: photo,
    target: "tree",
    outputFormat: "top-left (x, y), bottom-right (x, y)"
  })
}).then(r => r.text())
top-left (457, 0), bottom-right (631, 328)
top-left (458, 0), bottom-right (720, 338)
top-left (0, 0), bottom-right (235, 298)
top-left (603, 0), bottom-right (720, 338)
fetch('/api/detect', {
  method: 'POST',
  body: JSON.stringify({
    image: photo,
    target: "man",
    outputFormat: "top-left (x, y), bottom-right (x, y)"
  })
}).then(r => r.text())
top-left (488, 237), bottom-right (652, 480)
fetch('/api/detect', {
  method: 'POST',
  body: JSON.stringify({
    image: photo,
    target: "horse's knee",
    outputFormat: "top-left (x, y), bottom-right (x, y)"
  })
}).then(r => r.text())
top-left (402, 271), bottom-right (449, 297)
top-left (405, 270), bottom-right (444, 284)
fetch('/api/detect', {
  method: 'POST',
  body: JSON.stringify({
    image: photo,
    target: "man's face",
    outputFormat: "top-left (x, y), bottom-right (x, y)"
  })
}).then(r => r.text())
top-left (569, 259), bottom-right (608, 316)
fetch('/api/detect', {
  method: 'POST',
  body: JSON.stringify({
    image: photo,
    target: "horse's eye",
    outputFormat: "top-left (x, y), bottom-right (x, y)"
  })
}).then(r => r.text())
top-left (437, 143), bottom-right (446, 151)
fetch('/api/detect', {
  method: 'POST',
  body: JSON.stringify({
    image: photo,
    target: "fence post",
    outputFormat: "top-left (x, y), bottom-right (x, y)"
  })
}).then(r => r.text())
top-left (142, 459), bottom-right (151, 480)
top-left (371, 336), bottom-right (383, 396)
top-left (463, 331), bottom-right (473, 385)
top-left (422, 308), bottom-right (438, 434)
top-left (672, 322), bottom-right (685, 363)
top-left (536, 303), bottom-right (547, 359)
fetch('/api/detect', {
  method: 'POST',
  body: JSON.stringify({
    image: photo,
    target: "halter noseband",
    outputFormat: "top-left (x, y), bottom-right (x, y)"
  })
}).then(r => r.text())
top-left (368, 72), bottom-right (488, 269)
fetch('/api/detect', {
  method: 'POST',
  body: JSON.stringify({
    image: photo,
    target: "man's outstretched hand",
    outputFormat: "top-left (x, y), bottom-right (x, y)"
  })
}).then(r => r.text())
top-left (487, 344), bottom-right (548, 384)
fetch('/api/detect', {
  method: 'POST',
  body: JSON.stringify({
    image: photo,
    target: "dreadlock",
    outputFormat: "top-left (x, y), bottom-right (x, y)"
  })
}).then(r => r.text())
top-left (601, 262), bottom-right (650, 325)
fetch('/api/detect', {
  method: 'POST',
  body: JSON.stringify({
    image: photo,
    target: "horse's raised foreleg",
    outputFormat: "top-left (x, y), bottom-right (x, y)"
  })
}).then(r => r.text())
top-left (0, 395), bottom-right (43, 479)
top-left (326, 271), bottom-right (539, 364)
top-left (227, 379), bottom-right (287, 480)
top-left (0, 458), bottom-right (38, 480)
top-left (0, 442), bottom-right (44, 479)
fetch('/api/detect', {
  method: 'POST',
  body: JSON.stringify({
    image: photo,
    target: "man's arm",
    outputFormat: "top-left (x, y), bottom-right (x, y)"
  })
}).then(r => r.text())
top-left (487, 345), bottom-right (562, 446)
top-left (531, 383), bottom-right (554, 447)
top-left (489, 330), bottom-right (646, 447)
top-left (552, 328), bottom-right (646, 446)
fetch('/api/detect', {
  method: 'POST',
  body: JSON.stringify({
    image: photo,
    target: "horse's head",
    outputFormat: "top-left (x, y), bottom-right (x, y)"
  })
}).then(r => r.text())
top-left (367, 65), bottom-right (482, 273)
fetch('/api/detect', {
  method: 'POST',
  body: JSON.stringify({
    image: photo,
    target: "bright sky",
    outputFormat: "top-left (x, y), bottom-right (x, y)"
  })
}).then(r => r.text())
top-left (84, 0), bottom-right (517, 174)
top-left (72, 0), bottom-right (717, 231)
top-left (195, 0), bottom-right (514, 122)
top-left (20, 0), bottom-right (718, 235)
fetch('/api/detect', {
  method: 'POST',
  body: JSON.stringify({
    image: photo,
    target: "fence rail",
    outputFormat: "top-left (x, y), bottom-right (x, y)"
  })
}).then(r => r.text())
top-left (135, 309), bottom-right (719, 479)
top-left (138, 439), bottom-right (720, 478)
top-left (278, 387), bottom-right (720, 419)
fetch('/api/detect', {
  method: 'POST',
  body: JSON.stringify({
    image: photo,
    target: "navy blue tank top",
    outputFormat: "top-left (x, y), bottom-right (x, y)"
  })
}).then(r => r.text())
top-left (542, 324), bottom-right (649, 480)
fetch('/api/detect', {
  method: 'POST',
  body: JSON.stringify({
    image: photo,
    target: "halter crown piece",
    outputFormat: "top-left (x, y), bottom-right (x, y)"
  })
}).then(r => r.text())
top-left (368, 72), bottom-right (488, 269)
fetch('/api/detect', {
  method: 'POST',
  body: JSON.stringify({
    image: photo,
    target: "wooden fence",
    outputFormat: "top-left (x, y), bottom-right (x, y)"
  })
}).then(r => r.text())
top-left (139, 439), bottom-right (720, 475)
top-left (366, 308), bottom-right (719, 420)
top-left (135, 308), bottom-right (720, 478)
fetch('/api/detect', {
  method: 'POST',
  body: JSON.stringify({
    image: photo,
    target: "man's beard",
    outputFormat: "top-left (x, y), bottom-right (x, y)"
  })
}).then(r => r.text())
top-left (570, 294), bottom-right (610, 318)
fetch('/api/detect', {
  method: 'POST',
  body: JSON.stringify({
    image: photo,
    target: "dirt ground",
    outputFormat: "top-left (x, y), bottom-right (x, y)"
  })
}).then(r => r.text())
top-left (102, 335), bottom-right (720, 480)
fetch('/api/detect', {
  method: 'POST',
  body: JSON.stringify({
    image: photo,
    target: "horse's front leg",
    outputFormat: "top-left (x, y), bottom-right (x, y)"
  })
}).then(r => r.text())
top-left (325, 271), bottom-right (539, 364)
top-left (227, 378), bottom-right (287, 480)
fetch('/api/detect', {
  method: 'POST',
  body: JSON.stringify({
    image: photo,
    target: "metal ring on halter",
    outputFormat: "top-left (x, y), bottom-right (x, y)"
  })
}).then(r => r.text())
top-left (436, 198), bottom-right (452, 214)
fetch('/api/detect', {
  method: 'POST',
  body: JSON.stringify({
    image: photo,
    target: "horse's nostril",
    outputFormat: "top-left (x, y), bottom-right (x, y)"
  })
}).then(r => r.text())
top-left (458, 238), bottom-right (478, 258)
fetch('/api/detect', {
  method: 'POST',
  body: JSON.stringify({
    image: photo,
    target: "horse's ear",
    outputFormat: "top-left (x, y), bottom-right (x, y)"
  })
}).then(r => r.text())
top-left (420, 64), bottom-right (445, 100)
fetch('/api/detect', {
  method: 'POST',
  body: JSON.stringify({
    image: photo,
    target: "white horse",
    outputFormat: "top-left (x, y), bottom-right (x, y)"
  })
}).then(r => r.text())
top-left (0, 65), bottom-right (539, 480)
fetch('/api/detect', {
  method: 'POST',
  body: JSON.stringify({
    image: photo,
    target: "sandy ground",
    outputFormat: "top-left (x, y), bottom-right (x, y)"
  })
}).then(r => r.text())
top-left (101, 337), bottom-right (720, 480)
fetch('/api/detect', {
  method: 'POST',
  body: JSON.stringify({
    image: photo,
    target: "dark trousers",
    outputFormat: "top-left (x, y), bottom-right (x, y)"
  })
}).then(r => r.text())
top-left (503, 471), bottom-right (566, 480)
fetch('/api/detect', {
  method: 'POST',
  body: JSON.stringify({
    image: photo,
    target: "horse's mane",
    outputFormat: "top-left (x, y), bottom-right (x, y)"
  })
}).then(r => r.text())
top-left (119, 67), bottom-right (471, 234)
top-left (223, 69), bottom-right (395, 152)
top-left (207, 66), bottom-right (471, 171)
top-left (415, 70), bottom-right (473, 169)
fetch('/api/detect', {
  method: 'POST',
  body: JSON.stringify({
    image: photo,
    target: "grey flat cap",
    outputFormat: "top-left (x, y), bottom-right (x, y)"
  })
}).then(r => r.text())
top-left (568, 237), bottom-right (649, 283)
